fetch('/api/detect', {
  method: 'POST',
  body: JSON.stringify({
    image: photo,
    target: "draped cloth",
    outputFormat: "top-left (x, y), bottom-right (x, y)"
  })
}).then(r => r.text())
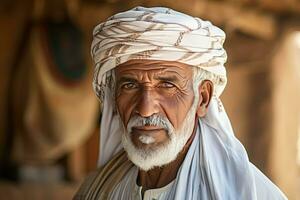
top-left (12, 23), bottom-right (99, 164)
top-left (91, 6), bottom-right (227, 101)
top-left (108, 113), bottom-right (286, 200)
top-left (74, 6), bottom-right (287, 200)
top-left (75, 98), bottom-right (287, 200)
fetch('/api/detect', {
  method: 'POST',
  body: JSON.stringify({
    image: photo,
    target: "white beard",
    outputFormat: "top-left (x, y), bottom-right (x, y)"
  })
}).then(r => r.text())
top-left (120, 101), bottom-right (198, 171)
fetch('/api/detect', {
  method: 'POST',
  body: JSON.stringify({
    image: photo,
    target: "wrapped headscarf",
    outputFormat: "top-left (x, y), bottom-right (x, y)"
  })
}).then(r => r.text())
top-left (89, 6), bottom-right (287, 200)
top-left (91, 6), bottom-right (227, 100)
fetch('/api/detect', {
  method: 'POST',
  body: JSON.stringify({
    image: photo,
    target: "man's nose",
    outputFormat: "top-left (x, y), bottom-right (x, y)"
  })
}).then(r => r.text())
top-left (135, 89), bottom-right (159, 117)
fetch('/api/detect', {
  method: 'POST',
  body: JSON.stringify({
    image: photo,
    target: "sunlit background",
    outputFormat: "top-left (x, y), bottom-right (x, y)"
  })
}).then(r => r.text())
top-left (0, 0), bottom-right (299, 199)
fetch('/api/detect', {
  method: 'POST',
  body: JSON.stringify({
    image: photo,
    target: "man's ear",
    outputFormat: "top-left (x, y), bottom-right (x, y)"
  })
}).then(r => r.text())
top-left (196, 80), bottom-right (213, 117)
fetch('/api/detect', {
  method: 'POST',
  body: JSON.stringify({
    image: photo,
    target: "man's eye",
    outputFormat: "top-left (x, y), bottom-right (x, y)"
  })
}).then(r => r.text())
top-left (122, 83), bottom-right (138, 89)
top-left (159, 82), bottom-right (175, 88)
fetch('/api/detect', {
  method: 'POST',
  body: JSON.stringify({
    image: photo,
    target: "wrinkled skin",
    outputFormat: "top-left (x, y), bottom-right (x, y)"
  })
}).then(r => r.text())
top-left (116, 59), bottom-right (194, 149)
top-left (115, 59), bottom-right (213, 191)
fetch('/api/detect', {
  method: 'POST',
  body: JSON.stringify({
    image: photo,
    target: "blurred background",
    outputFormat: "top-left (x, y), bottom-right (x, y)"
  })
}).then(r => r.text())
top-left (0, 0), bottom-right (299, 199)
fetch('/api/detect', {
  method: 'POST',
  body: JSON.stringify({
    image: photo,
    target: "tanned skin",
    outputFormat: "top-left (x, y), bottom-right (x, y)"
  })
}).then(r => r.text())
top-left (115, 59), bottom-right (213, 193)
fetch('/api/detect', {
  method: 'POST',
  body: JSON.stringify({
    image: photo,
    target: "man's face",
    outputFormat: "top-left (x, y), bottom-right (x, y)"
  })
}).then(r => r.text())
top-left (114, 59), bottom-right (200, 170)
top-left (115, 59), bottom-right (195, 150)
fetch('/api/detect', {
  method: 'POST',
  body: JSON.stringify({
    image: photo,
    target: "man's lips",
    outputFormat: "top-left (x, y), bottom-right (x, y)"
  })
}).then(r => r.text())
top-left (130, 126), bottom-right (169, 146)
top-left (131, 126), bottom-right (165, 135)
top-left (133, 126), bottom-right (164, 131)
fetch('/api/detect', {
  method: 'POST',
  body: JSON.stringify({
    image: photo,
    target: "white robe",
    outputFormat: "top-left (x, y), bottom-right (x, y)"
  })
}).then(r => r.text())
top-left (108, 109), bottom-right (287, 200)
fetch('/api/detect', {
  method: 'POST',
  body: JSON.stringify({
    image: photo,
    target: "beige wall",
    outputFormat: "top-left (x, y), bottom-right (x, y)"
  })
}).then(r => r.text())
top-left (269, 32), bottom-right (300, 200)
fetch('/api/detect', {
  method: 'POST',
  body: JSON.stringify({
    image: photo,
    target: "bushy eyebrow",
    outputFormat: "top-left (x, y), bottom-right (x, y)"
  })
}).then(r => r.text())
top-left (155, 75), bottom-right (181, 83)
top-left (117, 77), bottom-right (138, 85)
top-left (116, 73), bottom-right (184, 84)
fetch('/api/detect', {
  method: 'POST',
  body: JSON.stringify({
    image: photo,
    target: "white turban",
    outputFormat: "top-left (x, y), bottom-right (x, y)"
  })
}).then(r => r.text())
top-left (91, 6), bottom-right (227, 100)
top-left (90, 6), bottom-right (287, 200)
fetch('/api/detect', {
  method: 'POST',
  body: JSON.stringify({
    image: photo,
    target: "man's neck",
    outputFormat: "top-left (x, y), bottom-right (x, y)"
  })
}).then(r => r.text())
top-left (137, 126), bottom-right (197, 192)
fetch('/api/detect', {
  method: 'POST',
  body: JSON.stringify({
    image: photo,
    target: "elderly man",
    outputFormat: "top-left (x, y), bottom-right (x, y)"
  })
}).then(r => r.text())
top-left (75, 7), bottom-right (287, 200)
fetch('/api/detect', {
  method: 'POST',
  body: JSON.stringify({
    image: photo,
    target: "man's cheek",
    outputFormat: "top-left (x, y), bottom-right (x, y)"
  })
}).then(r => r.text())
top-left (116, 98), bottom-right (126, 124)
top-left (117, 99), bottom-right (134, 126)
top-left (162, 95), bottom-right (191, 116)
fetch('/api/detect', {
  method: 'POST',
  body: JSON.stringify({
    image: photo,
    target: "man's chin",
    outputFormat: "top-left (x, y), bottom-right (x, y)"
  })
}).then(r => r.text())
top-left (128, 153), bottom-right (177, 171)
top-left (123, 139), bottom-right (179, 171)
top-left (131, 139), bottom-right (167, 151)
top-left (122, 115), bottom-right (196, 171)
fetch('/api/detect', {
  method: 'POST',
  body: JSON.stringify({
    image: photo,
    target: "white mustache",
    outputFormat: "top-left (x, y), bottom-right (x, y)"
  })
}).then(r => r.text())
top-left (126, 114), bottom-right (174, 136)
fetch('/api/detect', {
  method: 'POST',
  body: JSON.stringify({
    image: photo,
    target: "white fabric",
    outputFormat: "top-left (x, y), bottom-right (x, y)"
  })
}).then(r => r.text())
top-left (92, 6), bottom-right (287, 200)
top-left (91, 6), bottom-right (227, 100)
top-left (108, 110), bottom-right (287, 199)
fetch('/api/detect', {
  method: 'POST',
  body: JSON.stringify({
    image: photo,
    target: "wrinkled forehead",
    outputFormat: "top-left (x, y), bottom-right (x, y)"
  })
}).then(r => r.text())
top-left (115, 59), bottom-right (194, 79)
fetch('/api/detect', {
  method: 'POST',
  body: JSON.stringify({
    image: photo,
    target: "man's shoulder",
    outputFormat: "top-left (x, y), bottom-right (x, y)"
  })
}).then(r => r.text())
top-left (73, 151), bottom-right (133, 200)
top-left (73, 169), bottom-right (101, 200)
